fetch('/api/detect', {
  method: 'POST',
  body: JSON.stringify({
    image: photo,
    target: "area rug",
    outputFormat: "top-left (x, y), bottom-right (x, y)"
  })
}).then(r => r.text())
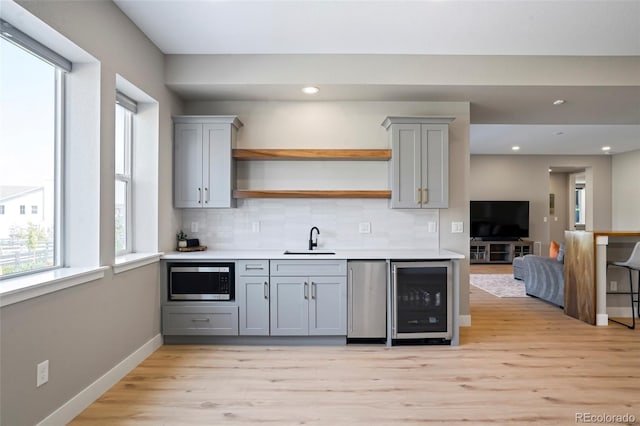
top-left (470, 274), bottom-right (527, 298)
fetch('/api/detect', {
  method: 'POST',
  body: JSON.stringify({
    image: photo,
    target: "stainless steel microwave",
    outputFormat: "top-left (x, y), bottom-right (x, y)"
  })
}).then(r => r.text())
top-left (168, 262), bottom-right (235, 301)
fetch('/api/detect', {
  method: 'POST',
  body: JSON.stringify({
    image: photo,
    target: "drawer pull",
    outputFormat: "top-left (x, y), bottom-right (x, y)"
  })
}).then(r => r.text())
top-left (304, 282), bottom-right (308, 299)
top-left (264, 281), bottom-right (269, 299)
top-left (191, 318), bottom-right (210, 322)
top-left (245, 265), bottom-right (265, 270)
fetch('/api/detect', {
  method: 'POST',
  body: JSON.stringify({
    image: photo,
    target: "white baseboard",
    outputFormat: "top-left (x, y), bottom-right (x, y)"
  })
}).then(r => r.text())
top-left (37, 334), bottom-right (163, 426)
top-left (459, 315), bottom-right (471, 327)
top-left (596, 314), bottom-right (609, 326)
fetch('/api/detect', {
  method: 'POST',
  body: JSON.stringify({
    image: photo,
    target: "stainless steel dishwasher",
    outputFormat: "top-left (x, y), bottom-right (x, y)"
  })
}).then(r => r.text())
top-left (347, 261), bottom-right (387, 341)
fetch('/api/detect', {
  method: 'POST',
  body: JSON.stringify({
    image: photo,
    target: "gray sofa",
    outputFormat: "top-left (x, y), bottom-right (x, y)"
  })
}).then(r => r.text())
top-left (520, 254), bottom-right (564, 308)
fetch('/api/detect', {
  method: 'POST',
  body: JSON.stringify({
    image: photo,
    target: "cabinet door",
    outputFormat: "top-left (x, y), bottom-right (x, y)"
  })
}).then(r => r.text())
top-left (308, 276), bottom-right (347, 336)
top-left (270, 277), bottom-right (308, 336)
top-left (421, 124), bottom-right (449, 208)
top-left (390, 123), bottom-right (422, 209)
top-left (203, 124), bottom-right (235, 208)
top-left (174, 123), bottom-right (204, 208)
top-left (237, 276), bottom-right (270, 336)
top-left (162, 305), bottom-right (239, 336)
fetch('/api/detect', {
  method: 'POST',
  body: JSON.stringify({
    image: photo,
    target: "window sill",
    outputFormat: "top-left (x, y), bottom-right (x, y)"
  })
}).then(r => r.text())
top-left (0, 266), bottom-right (109, 308)
top-left (113, 252), bottom-right (163, 275)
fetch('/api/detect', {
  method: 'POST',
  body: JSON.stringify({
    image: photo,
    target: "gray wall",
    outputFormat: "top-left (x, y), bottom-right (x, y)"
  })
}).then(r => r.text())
top-left (612, 149), bottom-right (640, 230)
top-left (549, 173), bottom-right (569, 244)
top-left (470, 155), bottom-right (612, 249)
top-left (0, 2), bottom-right (182, 425)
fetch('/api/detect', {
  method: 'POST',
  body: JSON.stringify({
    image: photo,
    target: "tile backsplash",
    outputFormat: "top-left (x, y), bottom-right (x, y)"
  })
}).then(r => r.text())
top-left (181, 199), bottom-right (440, 251)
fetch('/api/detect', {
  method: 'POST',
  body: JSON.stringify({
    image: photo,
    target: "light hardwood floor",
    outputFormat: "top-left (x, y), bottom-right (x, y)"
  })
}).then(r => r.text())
top-left (71, 280), bottom-right (640, 425)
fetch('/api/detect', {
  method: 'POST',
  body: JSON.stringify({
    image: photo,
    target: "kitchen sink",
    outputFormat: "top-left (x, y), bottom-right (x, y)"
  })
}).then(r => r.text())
top-left (283, 250), bottom-right (336, 255)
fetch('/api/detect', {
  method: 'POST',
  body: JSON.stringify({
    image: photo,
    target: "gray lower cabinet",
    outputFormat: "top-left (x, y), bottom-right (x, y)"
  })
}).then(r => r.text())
top-left (237, 260), bottom-right (270, 336)
top-left (270, 260), bottom-right (347, 336)
top-left (270, 276), bottom-right (308, 335)
top-left (162, 305), bottom-right (239, 336)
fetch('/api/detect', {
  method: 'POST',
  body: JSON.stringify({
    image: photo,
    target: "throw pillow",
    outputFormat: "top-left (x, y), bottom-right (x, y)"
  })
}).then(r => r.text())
top-left (556, 243), bottom-right (565, 263)
top-left (549, 240), bottom-right (560, 259)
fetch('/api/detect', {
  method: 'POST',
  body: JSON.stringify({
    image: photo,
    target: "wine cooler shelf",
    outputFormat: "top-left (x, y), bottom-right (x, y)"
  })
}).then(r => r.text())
top-left (470, 240), bottom-right (533, 264)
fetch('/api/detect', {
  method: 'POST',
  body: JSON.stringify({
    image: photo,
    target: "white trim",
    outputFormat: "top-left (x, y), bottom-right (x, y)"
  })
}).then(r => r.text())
top-left (113, 252), bottom-right (162, 274)
top-left (596, 313), bottom-right (609, 326)
top-left (459, 314), bottom-right (471, 327)
top-left (0, 266), bottom-right (108, 308)
top-left (596, 235), bottom-right (609, 245)
top-left (37, 334), bottom-right (163, 426)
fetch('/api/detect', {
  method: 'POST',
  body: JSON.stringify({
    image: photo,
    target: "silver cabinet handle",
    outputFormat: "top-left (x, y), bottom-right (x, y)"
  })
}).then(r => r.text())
top-left (264, 281), bottom-right (269, 299)
top-left (312, 282), bottom-right (317, 299)
top-left (304, 282), bottom-right (308, 299)
top-left (197, 187), bottom-right (202, 204)
top-left (245, 265), bottom-right (264, 270)
top-left (191, 318), bottom-right (210, 322)
top-left (204, 187), bottom-right (209, 204)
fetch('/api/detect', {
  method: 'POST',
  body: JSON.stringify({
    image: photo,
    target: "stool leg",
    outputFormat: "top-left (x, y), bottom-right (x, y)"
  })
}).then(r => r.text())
top-left (630, 268), bottom-right (636, 329)
top-left (636, 270), bottom-right (640, 321)
top-left (608, 265), bottom-right (635, 329)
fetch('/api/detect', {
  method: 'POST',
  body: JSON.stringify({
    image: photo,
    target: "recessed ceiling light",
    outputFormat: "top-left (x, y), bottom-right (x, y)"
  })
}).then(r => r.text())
top-left (549, 168), bottom-right (553, 172)
top-left (512, 146), bottom-right (520, 151)
top-left (602, 146), bottom-right (611, 151)
top-left (553, 99), bottom-right (566, 106)
top-left (302, 86), bottom-right (319, 95)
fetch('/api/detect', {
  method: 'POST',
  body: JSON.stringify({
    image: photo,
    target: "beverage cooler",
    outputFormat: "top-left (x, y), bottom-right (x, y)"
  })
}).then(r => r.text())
top-left (391, 261), bottom-right (452, 343)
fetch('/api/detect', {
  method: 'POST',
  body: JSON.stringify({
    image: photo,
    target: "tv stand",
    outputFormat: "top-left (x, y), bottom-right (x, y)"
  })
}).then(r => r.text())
top-left (470, 240), bottom-right (533, 264)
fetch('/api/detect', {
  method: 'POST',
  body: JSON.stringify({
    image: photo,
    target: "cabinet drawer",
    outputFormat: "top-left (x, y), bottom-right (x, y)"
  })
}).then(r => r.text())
top-left (162, 305), bottom-right (238, 336)
top-left (270, 259), bottom-right (347, 276)
top-left (238, 260), bottom-right (269, 276)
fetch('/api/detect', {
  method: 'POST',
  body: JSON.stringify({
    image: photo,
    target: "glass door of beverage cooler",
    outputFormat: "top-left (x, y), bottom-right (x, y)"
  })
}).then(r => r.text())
top-left (392, 261), bottom-right (452, 340)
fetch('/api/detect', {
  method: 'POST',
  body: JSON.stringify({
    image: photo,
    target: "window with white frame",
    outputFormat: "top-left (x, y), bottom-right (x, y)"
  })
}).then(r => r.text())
top-left (0, 19), bottom-right (69, 278)
top-left (115, 93), bottom-right (136, 255)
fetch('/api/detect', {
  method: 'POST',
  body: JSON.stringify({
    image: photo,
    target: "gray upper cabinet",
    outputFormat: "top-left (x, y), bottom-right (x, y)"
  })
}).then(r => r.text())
top-left (173, 115), bottom-right (243, 208)
top-left (383, 116), bottom-right (454, 209)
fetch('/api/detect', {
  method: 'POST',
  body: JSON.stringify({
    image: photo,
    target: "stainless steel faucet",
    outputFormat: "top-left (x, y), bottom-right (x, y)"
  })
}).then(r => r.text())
top-left (309, 227), bottom-right (320, 250)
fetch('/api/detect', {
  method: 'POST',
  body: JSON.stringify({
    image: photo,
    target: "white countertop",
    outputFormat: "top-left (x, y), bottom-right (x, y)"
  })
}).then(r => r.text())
top-left (162, 248), bottom-right (465, 261)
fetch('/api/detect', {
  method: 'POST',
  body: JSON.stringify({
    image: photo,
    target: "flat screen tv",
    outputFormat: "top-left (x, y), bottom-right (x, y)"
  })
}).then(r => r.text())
top-left (470, 200), bottom-right (529, 241)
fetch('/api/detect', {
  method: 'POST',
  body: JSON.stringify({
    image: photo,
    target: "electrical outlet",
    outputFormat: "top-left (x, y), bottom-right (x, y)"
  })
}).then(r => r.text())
top-left (358, 222), bottom-right (371, 234)
top-left (191, 221), bottom-right (199, 233)
top-left (252, 222), bottom-right (260, 233)
top-left (611, 281), bottom-right (617, 292)
top-left (37, 360), bottom-right (49, 387)
top-left (451, 222), bottom-right (463, 233)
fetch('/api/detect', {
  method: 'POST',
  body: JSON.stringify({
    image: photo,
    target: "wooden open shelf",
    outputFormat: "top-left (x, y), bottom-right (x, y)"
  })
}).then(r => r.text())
top-left (233, 190), bottom-right (392, 199)
top-left (233, 149), bottom-right (391, 161)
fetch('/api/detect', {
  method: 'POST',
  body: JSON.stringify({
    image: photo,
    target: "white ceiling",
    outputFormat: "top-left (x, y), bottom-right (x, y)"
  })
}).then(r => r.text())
top-left (114, 0), bottom-right (640, 154)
